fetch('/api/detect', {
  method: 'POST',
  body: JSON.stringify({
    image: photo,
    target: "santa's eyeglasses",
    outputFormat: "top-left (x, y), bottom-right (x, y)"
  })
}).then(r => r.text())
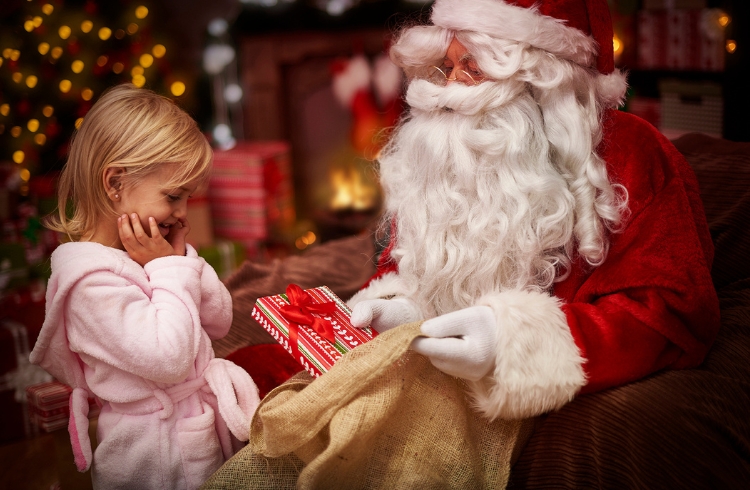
top-left (429, 65), bottom-right (485, 86)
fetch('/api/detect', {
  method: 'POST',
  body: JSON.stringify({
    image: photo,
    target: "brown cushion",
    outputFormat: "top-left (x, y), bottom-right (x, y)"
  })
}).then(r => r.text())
top-left (672, 133), bottom-right (750, 290)
top-left (509, 285), bottom-right (750, 489)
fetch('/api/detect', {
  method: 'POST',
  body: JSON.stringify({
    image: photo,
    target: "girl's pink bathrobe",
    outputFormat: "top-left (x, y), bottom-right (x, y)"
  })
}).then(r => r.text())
top-left (30, 241), bottom-right (260, 490)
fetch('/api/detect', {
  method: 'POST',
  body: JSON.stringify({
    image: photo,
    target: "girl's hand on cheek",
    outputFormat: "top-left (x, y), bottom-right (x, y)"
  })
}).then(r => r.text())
top-left (118, 213), bottom-right (176, 266)
top-left (166, 218), bottom-right (190, 257)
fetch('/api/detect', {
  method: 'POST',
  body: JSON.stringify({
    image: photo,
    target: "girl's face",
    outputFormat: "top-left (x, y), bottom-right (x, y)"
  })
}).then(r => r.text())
top-left (115, 165), bottom-right (197, 239)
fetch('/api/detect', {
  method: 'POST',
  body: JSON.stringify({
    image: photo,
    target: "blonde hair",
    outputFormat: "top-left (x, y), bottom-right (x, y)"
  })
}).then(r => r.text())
top-left (47, 83), bottom-right (213, 241)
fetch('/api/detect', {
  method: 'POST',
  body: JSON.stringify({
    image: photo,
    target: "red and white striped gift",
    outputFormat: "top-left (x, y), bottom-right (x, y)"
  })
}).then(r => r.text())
top-left (251, 285), bottom-right (377, 378)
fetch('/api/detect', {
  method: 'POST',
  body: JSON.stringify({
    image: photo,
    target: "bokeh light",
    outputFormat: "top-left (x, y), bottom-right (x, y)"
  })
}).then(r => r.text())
top-left (170, 81), bottom-right (186, 96)
top-left (152, 44), bottom-right (166, 58)
top-left (59, 25), bottom-right (72, 40)
top-left (140, 53), bottom-right (153, 68)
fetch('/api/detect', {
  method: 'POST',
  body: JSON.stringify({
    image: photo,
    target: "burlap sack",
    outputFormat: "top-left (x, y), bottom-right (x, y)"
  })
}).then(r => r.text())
top-left (201, 322), bottom-right (534, 489)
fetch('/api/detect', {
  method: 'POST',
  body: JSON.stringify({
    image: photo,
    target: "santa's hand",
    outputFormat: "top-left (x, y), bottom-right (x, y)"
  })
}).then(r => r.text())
top-left (410, 306), bottom-right (497, 381)
top-left (350, 298), bottom-right (421, 334)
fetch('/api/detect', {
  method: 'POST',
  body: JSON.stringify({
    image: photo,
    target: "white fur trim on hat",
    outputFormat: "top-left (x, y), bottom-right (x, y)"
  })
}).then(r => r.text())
top-left (468, 289), bottom-right (586, 420)
top-left (596, 69), bottom-right (628, 108)
top-left (346, 272), bottom-right (410, 308)
top-left (431, 0), bottom-right (597, 69)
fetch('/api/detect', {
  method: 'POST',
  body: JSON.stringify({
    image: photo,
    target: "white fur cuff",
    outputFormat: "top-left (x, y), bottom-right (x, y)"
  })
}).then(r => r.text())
top-left (468, 290), bottom-right (586, 420)
top-left (346, 272), bottom-right (409, 308)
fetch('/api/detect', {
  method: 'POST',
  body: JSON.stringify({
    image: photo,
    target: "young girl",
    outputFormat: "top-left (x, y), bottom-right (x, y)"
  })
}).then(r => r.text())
top-left (30, 83), bottom-right (260, 490)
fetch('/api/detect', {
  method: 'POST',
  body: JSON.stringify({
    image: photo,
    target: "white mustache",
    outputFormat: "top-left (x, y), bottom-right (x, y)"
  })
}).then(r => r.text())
top-left (405, 78), bottom-right (527, 116)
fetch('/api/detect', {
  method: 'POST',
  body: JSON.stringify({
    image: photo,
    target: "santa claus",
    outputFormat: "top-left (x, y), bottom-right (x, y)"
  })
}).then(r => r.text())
top-left (348, 0), bottom-right (720, 420)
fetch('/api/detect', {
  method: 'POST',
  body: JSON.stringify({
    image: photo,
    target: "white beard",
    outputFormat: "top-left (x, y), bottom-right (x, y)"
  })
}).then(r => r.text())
top-left (378, 78), bottom-right (577, 317)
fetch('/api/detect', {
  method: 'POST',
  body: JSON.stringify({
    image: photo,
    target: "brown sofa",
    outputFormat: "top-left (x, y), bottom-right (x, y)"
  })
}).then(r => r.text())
top-left (215, 132), bottom-right (750, 489)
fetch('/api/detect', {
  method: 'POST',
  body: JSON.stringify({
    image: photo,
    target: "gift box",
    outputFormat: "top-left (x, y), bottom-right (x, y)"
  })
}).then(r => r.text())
top-left (186, 194), bottom-right (214, 250)
top-left (251, 284), bottom-right (376, 378)
top-left (198, 239), bottom-right (246, 280)
top-left (209, 141), bottom-right (296, 253)
top-left (26, 381), bottom-right (100, 433)
top-left (637, 9), bottom-right (725, 72)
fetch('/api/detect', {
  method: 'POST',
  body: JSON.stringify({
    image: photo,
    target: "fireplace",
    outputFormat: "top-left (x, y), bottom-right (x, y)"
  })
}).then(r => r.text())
top-left (238, 29), bottom-right (392, 242)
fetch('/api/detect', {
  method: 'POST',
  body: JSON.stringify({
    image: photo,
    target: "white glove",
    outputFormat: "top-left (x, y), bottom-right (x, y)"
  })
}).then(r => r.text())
top-left (410, 305), bottom-right (497, 381)
top-left (350, 298), bottom-right (421, 334)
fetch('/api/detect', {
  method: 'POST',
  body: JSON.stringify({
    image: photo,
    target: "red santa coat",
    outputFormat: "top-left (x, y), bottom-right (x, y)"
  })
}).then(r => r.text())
top-left (352, 110), bottom-right (720, 419)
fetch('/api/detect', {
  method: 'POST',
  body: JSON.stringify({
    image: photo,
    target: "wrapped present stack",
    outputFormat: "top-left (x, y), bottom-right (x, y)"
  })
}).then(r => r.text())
top-left (637, 2), bottom-right (726, 72)
top-left (26, 381), bottom-right (100, 433)
top-left (252, 284), bottom-right (376, 378)
top-left (208, 141), bottom-right (296, 260)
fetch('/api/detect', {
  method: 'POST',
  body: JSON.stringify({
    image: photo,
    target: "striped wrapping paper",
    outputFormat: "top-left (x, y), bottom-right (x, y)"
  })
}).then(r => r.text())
top-left (26, 381), bottom-right (100, 432)
top-left (251, 286), bottom-right (377, 378)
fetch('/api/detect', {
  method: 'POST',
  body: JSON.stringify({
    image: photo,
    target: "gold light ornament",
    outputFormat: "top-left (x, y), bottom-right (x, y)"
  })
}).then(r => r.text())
top-left (170, 81), bottom-right (186, 96)
top-left (59, 25), bottom-right (72, 40)
top-left (152, 44), bottom-right (166, 58)
top-left (140, 53), bottom-right (153, 68)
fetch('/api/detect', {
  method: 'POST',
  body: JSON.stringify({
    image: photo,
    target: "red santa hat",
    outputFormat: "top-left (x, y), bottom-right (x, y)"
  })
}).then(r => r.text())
top-left (431, 0), bottom-right (626, 103)
top-left (431, 0), bottom-right (613, 73)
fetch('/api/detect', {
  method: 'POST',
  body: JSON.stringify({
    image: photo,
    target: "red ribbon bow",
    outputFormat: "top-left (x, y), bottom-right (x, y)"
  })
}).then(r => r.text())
top-left (279, 284), bottom-right (338, 359)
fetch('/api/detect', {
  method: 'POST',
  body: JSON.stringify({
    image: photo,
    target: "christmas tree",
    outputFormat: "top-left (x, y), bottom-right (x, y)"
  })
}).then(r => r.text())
top-left (0, 0), bottom-right (186, 197)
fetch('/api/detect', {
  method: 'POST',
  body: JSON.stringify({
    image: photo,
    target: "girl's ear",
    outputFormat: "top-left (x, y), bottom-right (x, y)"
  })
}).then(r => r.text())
top-left (103, 167), bottom-right (126, 201)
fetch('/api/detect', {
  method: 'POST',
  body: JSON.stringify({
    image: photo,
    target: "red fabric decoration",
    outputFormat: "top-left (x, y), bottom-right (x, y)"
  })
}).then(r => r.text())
top-left (225, 344), bottom-right (302, 399)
